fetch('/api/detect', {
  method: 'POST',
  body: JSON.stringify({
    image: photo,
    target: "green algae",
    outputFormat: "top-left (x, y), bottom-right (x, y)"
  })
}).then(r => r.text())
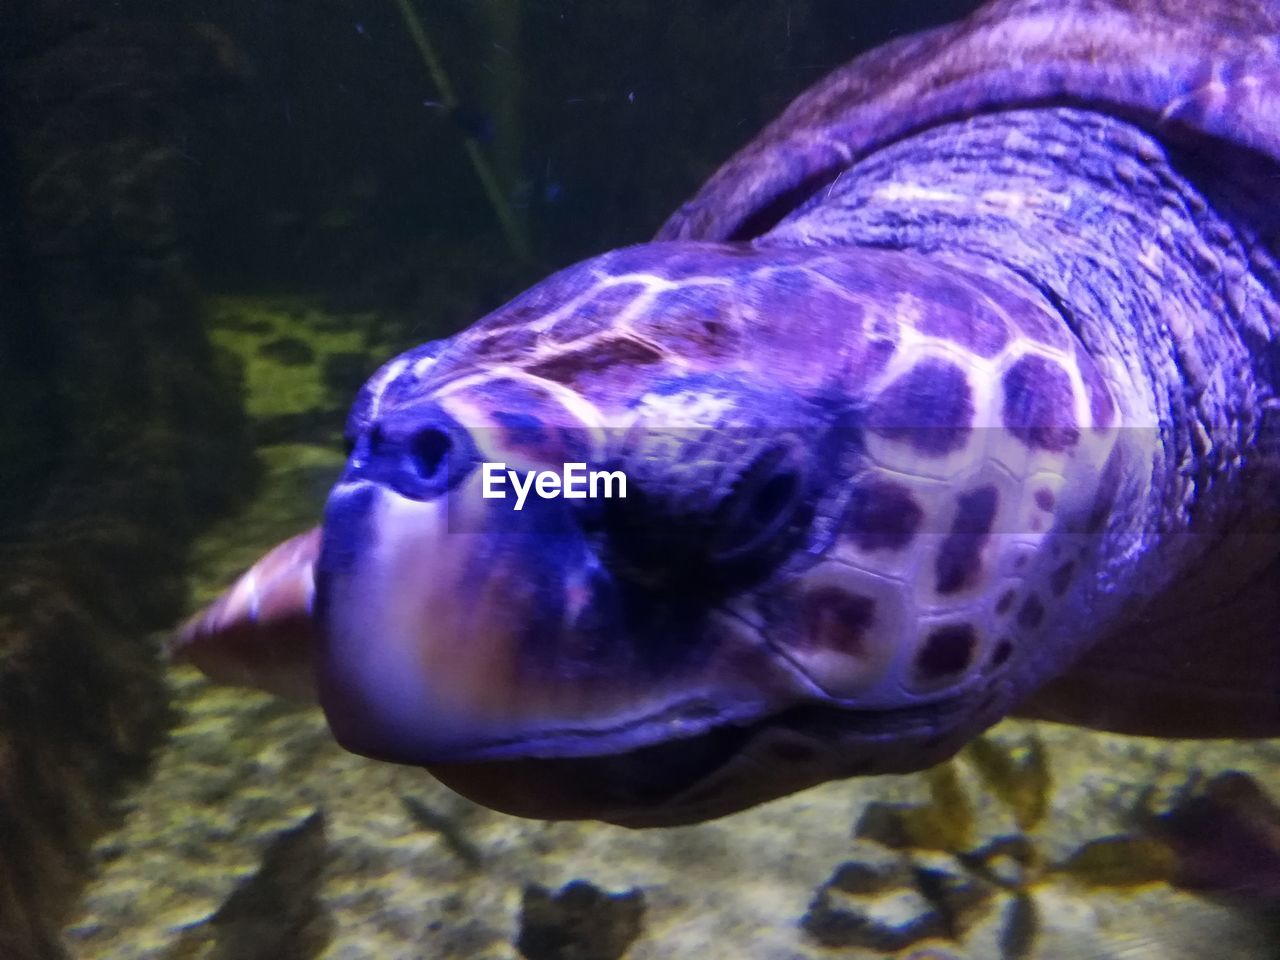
top-left (1054, 836), bottom-right (1177, 889)
top-left (205, 295), bottom-right (389, 422)
top-left (965, 735), bottom-right (1050, 832)
top-left (855, 764), bottom-right (975, 853)
top-left (813, 731), bottom-right (1280, 957)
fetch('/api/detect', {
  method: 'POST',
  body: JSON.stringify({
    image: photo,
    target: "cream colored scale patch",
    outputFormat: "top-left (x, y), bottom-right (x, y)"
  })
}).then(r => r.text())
top-left (780, 307), bottom-right (1118, 707)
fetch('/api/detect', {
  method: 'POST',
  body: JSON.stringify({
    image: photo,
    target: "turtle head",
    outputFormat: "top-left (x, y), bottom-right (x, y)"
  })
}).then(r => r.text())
top-left (317, 304), bottom-right (869, 825)
top-left (181, 242), bottom-right (1117, 825)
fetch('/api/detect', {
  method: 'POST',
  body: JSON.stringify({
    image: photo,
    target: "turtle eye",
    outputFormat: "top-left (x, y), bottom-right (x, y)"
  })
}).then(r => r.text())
top-left (710, 442), bottom-right (805, 563)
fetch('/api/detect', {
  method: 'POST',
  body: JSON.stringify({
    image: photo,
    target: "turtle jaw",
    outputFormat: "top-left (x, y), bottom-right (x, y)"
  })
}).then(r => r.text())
top-left (311, 458), bottom-right (1008, 826)
top-left (313, 472), bottom-right (816, 773)
top-left (311, 475), bottom-right (996, 826)
top-left (315, 474), bottom-right (548, 765)
top-left (414, 692), bottom-right (990, 827)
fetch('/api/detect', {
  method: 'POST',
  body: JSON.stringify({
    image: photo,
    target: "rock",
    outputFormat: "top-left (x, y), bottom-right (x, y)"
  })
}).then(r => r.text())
top-left (0, 8), bottom-right (254, 954)
top-left (208, 811), bottom-right (332, 960)
top-left (802, 860), bottom-right (991, 952)
top-left (400, 794), bottom-right (484, 869)
top-left (1153, 771), bottom-right (1280, 908)
top-left (517, 880), bottom-right (646, 960)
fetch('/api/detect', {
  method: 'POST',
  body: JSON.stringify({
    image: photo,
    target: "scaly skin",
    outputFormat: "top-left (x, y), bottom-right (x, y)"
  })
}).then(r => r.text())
top-left (767, 107), bottom-right (1280, 728)
top-left (175, 0), bottom-right (1280, 826)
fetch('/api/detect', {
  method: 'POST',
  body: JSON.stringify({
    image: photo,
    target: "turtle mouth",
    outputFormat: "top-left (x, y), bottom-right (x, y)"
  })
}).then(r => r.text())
top-left (314, 477), bottom-right (815, 771)
top-left (425, 720), bottom-right (758, 825)
top-left (314, 373), bottom-right (865, 801)
top-left (314, 458), bottom-right (982, 825)
top-left (425, 696), bottom-right (974, 826)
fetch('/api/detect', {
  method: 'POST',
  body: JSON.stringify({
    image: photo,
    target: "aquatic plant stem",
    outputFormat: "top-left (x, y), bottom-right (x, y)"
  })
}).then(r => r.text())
top-left (474, 0), bottom-right (527, 241)
top-left (392, 0), bottom-right (533, 262)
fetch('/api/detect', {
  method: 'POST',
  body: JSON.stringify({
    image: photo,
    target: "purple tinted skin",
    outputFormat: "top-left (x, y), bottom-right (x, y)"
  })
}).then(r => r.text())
top-left (289, 0), bottom-right (1280, 825)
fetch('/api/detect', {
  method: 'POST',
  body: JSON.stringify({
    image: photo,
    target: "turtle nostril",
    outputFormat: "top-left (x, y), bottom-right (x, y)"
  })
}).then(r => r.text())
top-left (347, 404), bottom-right (476, 501)
top-left (410, 427), bottom-right (452, 483)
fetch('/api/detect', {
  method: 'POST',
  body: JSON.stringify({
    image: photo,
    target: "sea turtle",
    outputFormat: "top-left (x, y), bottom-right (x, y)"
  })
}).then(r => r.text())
top-left (176, 0), bottom-right (1280, 827)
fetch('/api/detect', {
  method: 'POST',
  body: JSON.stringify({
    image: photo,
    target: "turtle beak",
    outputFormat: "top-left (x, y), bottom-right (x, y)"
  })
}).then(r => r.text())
top-left (315, 471), bottom-right (559, 762)
top-left (313, 396), bottom-right (619, 763)
top-left (312, 430), bottom-right (809, 771)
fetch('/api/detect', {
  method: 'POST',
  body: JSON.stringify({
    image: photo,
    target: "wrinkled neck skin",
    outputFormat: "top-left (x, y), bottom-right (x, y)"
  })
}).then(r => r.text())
top-left (766, 105), bottom-right (1280, 674)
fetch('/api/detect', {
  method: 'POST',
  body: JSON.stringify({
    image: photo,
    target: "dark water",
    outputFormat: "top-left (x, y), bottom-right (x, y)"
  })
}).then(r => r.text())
top-left (1, 1), bottom-right (1278, 958)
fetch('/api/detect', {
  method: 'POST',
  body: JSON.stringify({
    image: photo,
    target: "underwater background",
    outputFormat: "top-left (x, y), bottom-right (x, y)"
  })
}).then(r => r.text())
top-left (0, 1), bottom-right (1277, 957)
